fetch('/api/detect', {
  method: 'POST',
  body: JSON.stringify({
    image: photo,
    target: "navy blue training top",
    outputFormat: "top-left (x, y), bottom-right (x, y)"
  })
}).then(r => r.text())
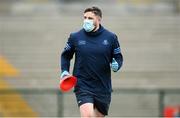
top-left (61, 25), bottom-right (123, 94)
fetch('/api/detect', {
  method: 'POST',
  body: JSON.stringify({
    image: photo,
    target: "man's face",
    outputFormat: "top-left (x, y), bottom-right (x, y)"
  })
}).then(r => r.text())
top-left (83, 12), bottom-right (101, 27)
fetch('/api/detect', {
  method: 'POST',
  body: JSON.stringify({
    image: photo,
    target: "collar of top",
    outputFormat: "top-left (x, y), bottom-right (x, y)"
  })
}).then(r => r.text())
top-left (84, 24), bottom-right (104, 36)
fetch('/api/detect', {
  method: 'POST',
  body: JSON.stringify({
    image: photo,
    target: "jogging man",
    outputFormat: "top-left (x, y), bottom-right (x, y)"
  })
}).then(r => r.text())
top-left (61, 6), bottom-right (123, 117)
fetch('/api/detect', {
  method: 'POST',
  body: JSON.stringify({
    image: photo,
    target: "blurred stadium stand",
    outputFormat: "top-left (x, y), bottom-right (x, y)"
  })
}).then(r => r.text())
top-left (0, 0), bottom-right (180, 117)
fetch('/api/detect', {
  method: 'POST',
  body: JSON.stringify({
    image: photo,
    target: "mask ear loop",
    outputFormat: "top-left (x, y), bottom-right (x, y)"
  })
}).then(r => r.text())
top-left (92, 19), bottom-right (96, 32)
top-left (92, 16), bottom-right (101, 32)
top-left (92, 26), bottom-right (96, 32)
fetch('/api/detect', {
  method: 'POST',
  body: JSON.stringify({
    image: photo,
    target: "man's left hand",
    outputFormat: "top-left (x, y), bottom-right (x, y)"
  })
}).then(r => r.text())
top-left (111, 58), bottom-right (119, 72)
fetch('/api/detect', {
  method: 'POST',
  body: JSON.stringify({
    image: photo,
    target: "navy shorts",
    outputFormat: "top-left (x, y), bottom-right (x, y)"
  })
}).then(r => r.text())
top-left (75, 91), bottom-right (111, 115)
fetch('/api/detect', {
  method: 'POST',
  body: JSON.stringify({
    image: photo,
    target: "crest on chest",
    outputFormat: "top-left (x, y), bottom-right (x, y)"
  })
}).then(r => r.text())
top-left (102, 39), bottom-right (109, 45)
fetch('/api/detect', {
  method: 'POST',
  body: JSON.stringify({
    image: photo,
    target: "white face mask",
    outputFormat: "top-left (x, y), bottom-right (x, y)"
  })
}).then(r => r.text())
top-left (83, 19), bottom-right (95, 32)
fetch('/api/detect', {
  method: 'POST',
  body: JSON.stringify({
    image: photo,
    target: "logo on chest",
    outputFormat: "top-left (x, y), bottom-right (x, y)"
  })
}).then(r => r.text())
top-left (102, 39), bottom-right (109, 45)
top-left (78, 40), bottom-right (86, 45)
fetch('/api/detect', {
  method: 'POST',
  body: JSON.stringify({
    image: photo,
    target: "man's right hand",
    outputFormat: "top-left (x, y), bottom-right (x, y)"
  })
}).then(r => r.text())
top-left (60, 71), bottom-right (70, 78)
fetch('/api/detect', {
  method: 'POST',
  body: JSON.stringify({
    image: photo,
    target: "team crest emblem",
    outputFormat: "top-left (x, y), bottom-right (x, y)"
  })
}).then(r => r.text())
top-left (103, 40), bottom-right (109, 45)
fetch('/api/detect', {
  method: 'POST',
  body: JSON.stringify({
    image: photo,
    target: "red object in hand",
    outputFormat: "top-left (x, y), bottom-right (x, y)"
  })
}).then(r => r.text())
top-left (163, 106), bottom-right (180, 118)
top-left (59, 75), bottom-right (77, 92)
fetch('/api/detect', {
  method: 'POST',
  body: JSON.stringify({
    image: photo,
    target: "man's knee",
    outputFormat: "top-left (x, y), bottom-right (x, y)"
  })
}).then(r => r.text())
top-left (80, 103), bottom-right (94, 117)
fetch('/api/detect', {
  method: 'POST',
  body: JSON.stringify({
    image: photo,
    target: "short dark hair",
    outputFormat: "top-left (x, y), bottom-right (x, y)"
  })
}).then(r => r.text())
top-left (84, 6), bottom-right (102, 18)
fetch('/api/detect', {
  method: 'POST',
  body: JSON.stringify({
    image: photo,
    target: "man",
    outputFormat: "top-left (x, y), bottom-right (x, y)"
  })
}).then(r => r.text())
top-left (61, 6), bottom-right (123, 117)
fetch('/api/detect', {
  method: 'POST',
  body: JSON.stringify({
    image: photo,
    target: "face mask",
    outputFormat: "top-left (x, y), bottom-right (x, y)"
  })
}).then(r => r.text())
top-left (83, 19), bottom-right (95, 32)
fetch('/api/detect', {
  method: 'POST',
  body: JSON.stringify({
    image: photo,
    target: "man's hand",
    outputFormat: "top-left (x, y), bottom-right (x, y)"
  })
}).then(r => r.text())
top-left (60, 71), bottom-right (70, 78)
top-left (111, 58), bottom-right (119, 72)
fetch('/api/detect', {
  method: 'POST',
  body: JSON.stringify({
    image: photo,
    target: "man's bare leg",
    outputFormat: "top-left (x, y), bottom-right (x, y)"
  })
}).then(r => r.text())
top-left (80, 103), bottom-right (95, 118)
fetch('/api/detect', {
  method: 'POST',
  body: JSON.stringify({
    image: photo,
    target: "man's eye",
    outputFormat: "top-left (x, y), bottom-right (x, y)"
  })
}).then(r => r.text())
top-left (88, 17), bottom-right (93, 20)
